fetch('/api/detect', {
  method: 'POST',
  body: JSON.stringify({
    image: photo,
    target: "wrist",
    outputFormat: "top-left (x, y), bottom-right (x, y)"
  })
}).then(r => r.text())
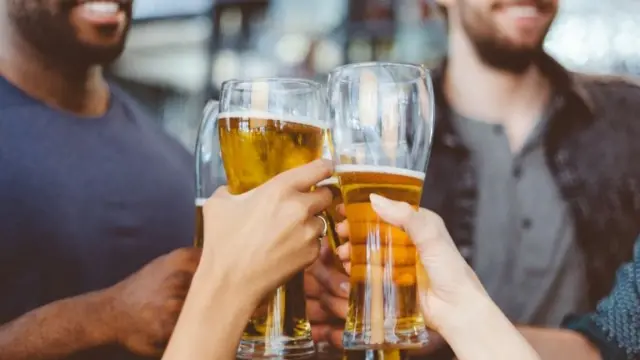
top-left (436, 287), bottom-right (497, 339)
top-left (437, 289), bottom-right (540, 360)
top-left (191, 265), bottom-right (258, 313)
top-left (80, 289), bottom-right (121, 347)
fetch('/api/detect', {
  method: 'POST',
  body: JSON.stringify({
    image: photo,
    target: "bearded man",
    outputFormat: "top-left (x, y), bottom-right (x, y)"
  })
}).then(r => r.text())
top-left (307, 1), bottom-right (640, 359)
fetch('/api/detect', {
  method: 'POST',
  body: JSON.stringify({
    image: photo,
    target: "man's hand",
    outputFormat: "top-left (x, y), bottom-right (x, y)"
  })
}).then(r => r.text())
top-left (306, 245), bottom-right (350, 348)
top-left (108, 248), bottom-right (201, 357)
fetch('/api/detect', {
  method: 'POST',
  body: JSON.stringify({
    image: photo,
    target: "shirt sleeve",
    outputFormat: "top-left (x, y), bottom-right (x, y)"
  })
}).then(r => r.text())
top-left (563, 239), bottom-right (640, 360)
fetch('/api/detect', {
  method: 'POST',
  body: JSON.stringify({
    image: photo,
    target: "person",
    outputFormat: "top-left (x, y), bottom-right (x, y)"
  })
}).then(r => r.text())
top-left (308, 0), bottom-right (640, 355)
top-left (334, 200), bottom-right (640, 360)
top-left (167, 186), bottom-right (542, 360)
top-left (0, 0), bottom-right (196, 359)
top-left (162, 160), bottom-right (333, 360)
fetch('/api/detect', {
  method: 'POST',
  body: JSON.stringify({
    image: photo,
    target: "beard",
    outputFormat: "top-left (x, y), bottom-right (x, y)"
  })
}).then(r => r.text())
top-left (458, 0), bottom-right (553, 74)
top-left (7, 0), bottom-right (132, 67)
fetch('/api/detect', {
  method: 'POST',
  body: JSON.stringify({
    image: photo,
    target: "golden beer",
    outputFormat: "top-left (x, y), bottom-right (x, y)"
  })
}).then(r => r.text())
top-left (338, 164), bottom-right (428, 349)
top-left (218, 111), bottom-right (325, 357)
top-left (193, 198), bottom-right (206, 248)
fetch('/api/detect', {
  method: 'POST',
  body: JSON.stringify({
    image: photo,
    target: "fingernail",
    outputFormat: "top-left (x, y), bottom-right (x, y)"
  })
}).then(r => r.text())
top-left (370, 193), bottom-right (395, 212)
top-left (340, 282), bottom-right (350, 294)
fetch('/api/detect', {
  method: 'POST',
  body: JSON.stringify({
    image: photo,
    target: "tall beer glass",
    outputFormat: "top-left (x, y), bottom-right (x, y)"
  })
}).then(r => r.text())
top-left (194, 100), bottom-right (225, 247)
top-left (327, 62), bottom-right (435, 350)
top-left (217, 78), bottom-right (327, 359)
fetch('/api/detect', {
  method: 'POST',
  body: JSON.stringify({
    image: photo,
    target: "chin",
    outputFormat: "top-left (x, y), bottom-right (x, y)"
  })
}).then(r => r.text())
top-left (67, 44), bottom-right (127, 66)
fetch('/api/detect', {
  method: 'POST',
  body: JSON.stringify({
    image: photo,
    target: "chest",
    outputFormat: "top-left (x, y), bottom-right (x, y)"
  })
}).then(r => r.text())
top-left (0, 113), bottom-right (195, 288)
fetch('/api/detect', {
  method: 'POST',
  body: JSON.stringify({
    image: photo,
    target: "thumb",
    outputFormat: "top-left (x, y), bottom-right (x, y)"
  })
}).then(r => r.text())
top-left (369, 194), bottom-right (448, 256)
top-left (369, 193), bottom-right (417, 230)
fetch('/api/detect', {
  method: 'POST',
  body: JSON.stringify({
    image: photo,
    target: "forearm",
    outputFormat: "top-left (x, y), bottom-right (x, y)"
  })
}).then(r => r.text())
top-left (0, 290), bottom-right (115, 360)
top-left (517, 327), bottom-right (600, 360)
top-left (163, 268), bottom-right (256, 360)
top-left (439, 293), bottom-right (540, 360)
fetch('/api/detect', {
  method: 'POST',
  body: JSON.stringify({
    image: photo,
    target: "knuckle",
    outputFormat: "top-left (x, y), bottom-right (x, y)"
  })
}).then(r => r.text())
top-left (318, 187), bottom-right (333, 205)
top-left (413, 209), bottom-right (444, 240)
top-left (173, 248), bottom-right (193, 262)
top-left (316, 159), bottom-right (333, 176)
top-left (288, 198), bottom-right (310, 220)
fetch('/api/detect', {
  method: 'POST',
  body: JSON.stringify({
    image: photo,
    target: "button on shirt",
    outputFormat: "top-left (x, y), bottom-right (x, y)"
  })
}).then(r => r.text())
top-left (453, 112), bottom-right (588, 326)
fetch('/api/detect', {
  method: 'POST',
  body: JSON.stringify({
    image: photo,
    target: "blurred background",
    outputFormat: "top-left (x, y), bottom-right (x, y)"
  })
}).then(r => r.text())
top-left (108, 0), bottom-right (640, 155)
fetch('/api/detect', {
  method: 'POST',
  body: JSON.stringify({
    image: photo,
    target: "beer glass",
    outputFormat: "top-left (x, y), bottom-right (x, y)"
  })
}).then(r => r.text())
top-left (194, 100), bottom-right (225, 248)
top-left (215, 78), bottom-right (327, 359)
top-left (327, 62), bottom-right (435, 350)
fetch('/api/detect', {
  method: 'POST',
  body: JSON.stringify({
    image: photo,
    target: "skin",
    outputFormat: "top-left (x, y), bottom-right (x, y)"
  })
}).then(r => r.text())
top-left (0, 0), bottom-right (133, 116)
top-left (333, 198), bottom-right (600, 359)
top-left (335, 195), bottom-right (541, 360)
top-left (307, 0), bottom-right (560, 346)
top-left (162, 160), bottom-right (334, 360)
top-left (442, 0), bottom-right (558, 152)
top-left (0, 1), bottom-right (208, 358)
top-left (309, 2), bottom-right (600, 357)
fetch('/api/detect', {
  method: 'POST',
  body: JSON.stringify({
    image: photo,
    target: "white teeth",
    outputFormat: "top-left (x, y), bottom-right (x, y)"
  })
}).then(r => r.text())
top-left (81, 2), bottom-right (120, 15)
top-left (505, 5), bottom-right (538, 17)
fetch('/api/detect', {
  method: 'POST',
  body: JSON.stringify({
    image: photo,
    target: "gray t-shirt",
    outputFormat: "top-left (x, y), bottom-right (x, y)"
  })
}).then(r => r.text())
top-left (453, 112), bottom-right (588, 326)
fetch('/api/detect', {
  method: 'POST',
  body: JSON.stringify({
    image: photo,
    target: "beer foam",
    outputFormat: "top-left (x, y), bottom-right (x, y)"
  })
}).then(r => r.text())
top-left (195, 198), bottom-right (207, 206)
top-left (335, 164), bottom-right (425, 180)
top-left (218, 111), bottom-right (328, 129)
top-left (316, 177), bottom-right (339, 187)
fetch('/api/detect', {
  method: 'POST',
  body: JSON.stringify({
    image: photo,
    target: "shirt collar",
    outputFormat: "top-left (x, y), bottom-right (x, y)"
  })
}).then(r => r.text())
top-left (430, 53), bottom-right (595, 149)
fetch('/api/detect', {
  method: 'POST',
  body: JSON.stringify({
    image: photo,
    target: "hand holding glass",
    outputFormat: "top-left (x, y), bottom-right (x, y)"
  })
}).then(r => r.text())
top-left (327, 62), bottom-right (435, 350)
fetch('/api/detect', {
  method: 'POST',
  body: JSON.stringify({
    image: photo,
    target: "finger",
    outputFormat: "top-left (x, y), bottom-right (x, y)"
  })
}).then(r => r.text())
top-left (307, 251), bottom-right (350, 299)
top-left (320, 292), bottom-right (349, 319)
top-left (312, 324), bottom-right (344, 349)
top-left (369, 194), bottom-right (447, 253)
top-left (270, 159), bottom-right (334, 192)
top-left (297, 217), bottom-right (325, 266)
top-left (299, 187), bottom-right (334, 217)
top-left (369, 194), bottom-right (416, 227)
top-left (342, 262), bottom-right (351, 275)
top-left (210, 185), bottom-right (232, 199)
top-left (303, 215), bottom-right (328, 244)
top-left (304, 271), bottom-right (323, 298)
top-left (335, 221), bottom-right (349, 243)
top-left (307, 298), bottom-right (331, 323)
top-left (336, 243), bottom-right (351, 262)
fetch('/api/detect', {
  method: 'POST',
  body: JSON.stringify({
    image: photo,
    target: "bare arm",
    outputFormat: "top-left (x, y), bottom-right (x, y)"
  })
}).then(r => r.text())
top-left (0, 290), bottom-right (115, 360)
top-left (162, 265), bottom-right (256, 360)
top-left (440, 291), bottom-right (541, 360)
top-left (518, 327), bottom-right (601, 360)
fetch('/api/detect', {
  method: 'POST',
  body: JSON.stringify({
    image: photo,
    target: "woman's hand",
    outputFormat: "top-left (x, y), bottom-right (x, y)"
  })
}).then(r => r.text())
top-left (335, 195), bottom-right (540, 360)
top-left (162, 160), bottom-right (334, 360)
top-left (336, 194), bottom-right (485, 331)
top-left (199, 159), bottom-right (334, 304)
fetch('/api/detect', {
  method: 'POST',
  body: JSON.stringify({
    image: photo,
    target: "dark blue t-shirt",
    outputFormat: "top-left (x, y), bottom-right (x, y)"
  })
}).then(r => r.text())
top-left (0, 76), bottom-right (195, 359)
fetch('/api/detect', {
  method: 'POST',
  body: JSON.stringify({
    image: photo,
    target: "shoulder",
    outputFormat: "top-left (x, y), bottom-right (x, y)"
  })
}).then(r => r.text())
top-left (109, 83), bottom-right (193, 158)
top-left (571, 72), bottom-right (640, 115)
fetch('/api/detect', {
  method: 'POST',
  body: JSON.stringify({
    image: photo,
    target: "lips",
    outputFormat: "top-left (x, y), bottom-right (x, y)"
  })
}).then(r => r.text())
top-left (80, 1), bottom-right (120, 15)
top-left (71, 0), bottom-right (133, 15)
top-left (504, 5), bottom-right (539, 18)
top-left (69, 0), bottom-right (132, 27)
top-left (492, 0), bottom-right (554, 13)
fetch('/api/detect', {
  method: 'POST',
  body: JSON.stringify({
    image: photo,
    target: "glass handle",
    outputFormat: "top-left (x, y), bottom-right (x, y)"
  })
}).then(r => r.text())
top-left (195, 100), bottom-right (220, 200)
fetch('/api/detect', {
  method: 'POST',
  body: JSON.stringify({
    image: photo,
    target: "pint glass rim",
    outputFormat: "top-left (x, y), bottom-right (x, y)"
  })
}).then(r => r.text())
top-left (328, 62), bottom-right (432, 86)
top-left (220, 77), bottom-right (324, 94)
